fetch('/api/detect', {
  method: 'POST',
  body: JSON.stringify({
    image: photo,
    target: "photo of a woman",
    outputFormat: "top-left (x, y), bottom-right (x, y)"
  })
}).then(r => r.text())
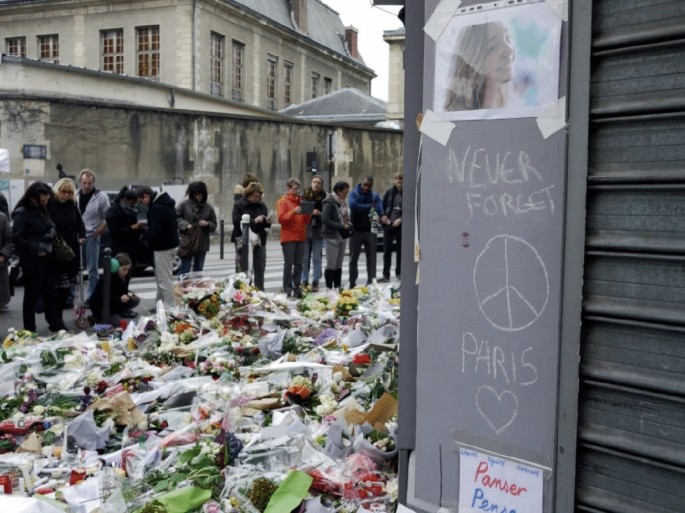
top-left (435, 2), bottom-right (561, 120)
top-left (444, 21), bottom-right (516, 111)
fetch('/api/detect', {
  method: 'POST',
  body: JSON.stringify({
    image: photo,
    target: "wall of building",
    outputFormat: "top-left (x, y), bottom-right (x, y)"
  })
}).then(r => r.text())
top-left (384, 30), bottom-right (405, 125)
top-left (0, 98), bottom-right (403, 221)
top-left (0, 0), bottom-right (372, 111)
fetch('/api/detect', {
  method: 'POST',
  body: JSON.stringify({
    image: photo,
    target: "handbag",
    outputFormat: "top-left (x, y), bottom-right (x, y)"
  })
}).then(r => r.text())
top-left (338, 227), bottom-right (353, 240)
top-left (178, 227), bottom-right (203, 258)
top-left (53, 235), bottom-right (76, 263)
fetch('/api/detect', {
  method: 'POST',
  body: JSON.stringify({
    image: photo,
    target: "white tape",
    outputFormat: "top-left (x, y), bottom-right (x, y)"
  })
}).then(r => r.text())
top-left (424, 0), bottom-right (463, 41)
top-left (545, 0), bottom-right (568, 21)
top-left (419, 110), bottom-right (455, 146)
top-left (536, 97), bottom-right (567, 139)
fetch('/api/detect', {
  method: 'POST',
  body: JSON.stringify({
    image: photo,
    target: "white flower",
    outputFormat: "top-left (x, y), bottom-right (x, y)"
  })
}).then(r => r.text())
top-left (32, 405), bottom-right (45, 415)
top-left (385, 477), bottom-right (399, 501)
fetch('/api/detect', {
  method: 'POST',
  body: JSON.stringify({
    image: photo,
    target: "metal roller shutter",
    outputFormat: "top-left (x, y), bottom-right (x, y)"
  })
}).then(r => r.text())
top-left (577, 0), bottom-right (685, 510)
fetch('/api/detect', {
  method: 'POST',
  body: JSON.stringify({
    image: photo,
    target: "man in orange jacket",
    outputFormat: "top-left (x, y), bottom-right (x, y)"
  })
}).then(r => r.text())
top-left (276, 178), bottom-right (311, 298)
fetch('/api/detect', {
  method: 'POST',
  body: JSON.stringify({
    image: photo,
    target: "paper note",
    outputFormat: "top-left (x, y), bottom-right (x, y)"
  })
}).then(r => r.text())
top-left (459, 448), bottom-right (543, 513)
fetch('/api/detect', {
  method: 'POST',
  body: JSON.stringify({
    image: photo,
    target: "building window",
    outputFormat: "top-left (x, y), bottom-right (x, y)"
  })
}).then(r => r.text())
top-left (284, 61), bottom-right (293, 107)
top-left (210, 32), bottom-right (224, 97)
top-left (232, 40), bottom-right (244, 102)
top-left (38, 34), bottom-right (59, 63)
top-left (324, 77), bottom-right (332, 95)
top-left (136, 26), bottom-right (160, 80)
top-left (101, 29), bottom-right (124, 74)
top-left (266, 55), bottom-right (278, 111)
top-left (311, 72), bottom-right (320, 99)
top-left (6, 37), bottom-right (26, 57)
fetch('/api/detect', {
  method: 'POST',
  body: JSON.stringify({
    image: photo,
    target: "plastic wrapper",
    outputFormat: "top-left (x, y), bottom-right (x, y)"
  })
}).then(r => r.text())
top-left (66, 410), bottom-right (113, 450)
top-left (122, 440), bottom-right (162, 480)
top-left (0, 496), bottom-right (70, 512)
top-left (351, 433), bottom-right (397, 468)
top-left (258, 330), bottom-right (287, 359)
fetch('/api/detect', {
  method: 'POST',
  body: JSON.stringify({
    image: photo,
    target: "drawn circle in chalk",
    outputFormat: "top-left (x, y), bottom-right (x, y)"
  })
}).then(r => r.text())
top-left (473, 234), bottom-right (549, 332)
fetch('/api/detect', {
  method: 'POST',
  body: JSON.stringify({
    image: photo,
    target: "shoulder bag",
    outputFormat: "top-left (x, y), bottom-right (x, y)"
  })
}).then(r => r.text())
top-left (53, 235), bottom-right (76, 263)
top-left (178, 227), bottom-right (203, 258)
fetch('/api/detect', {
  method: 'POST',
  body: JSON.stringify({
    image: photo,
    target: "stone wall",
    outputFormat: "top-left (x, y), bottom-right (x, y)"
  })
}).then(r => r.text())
top-left (0, 98), bottom-right (404, 223)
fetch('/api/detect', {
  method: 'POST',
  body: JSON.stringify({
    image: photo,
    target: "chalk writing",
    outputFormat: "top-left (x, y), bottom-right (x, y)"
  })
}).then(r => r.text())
top-left (473, 234), bottom-right (549, 332)
top-left (446, 146), bottom-right (556, 220)
top-left (465, 186), bottom-right (555, 219)
top-left (461, 331), bottom-right (539, 387)
top-left (476, 386), bottom-right (519, 435)
top-left (448, 147), bottom-right (542, 188)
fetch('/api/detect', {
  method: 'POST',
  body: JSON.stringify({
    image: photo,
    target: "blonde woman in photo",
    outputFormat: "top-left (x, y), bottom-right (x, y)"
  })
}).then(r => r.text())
top-left (443, 21), bottom-right (516, 111)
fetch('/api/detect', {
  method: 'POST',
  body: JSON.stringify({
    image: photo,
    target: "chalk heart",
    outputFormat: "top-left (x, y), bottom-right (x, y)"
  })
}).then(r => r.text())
top-left (475, 386), bottom-right (519, 435)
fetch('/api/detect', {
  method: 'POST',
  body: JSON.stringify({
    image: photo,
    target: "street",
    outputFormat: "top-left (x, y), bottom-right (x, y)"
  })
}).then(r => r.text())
top-left (0, 241), bottom-right (398, 335)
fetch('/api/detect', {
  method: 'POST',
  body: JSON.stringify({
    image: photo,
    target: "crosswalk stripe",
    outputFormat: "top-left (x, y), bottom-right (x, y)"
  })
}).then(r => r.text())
top-left (128, 245), bottom-right (396, 299)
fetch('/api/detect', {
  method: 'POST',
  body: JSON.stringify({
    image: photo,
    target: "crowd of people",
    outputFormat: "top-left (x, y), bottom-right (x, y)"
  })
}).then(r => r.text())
top-left (234, 171), bottom-right (402, 297)
top-left (0, 169), bottom-right (402, 334)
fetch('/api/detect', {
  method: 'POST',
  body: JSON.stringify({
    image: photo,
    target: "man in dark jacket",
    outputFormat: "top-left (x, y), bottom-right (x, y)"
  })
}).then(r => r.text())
top-left (105, 187), bottom-right (148, 267)
top-left (348, 176), bottom-right (386, 287)
top-left (379, 172), bottom-right (403, 282)
top-left (137, 186), bottom-right (179, 305)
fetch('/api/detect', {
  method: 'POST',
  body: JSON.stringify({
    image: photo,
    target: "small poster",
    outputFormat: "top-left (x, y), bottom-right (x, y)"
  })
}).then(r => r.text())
top-left (459, 448), bottom-right (543, 513)
top-left (434, 1), bottom-right (562, 120)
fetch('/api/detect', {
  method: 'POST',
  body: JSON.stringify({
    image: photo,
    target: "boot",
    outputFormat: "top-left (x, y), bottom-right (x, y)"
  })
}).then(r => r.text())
top-left (324, 269), bottom-right (334, 289)
top-left (334, 269), bottom-right (343, 289)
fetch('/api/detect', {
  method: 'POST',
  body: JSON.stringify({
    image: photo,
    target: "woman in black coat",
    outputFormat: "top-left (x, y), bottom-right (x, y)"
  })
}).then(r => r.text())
top-left (48, 178), bottom-right (86, 320)
top-left (231, 181), bottom-right (270, 290)
top-left (12, 181), bottom-right (64, 333)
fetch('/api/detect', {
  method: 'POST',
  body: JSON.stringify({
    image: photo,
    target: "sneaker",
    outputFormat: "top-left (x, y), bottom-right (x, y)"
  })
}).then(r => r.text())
top-left (311, 281), bottom-right (319, 292)
top-left (377, 276), bottom-right (390, 283)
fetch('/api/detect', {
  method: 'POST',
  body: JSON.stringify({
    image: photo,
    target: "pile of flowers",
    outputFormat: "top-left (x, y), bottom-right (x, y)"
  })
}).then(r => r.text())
top-left (335, 290), bottom-right (360, 317)
top-left (0, 272), bottom-right (400, 513)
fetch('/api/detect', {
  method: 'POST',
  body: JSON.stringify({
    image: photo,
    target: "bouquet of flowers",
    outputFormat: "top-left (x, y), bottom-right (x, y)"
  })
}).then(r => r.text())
top-left (93, 324), bottom-right (116, 339)
top-left (2, 329), bottom-right (40, 355)
top-left (286, 375), bottom-right (314, 401)
top-left (198, 357), bottom-right (236, 379)
top-left (196, 293), bottom-right (222, 319)
top-left (335, 291), bottom-right (359, 317)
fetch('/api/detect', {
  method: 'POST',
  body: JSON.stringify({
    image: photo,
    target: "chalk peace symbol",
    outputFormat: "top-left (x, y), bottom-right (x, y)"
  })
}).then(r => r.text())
top-left (473, 234), bottom-right (549, 332)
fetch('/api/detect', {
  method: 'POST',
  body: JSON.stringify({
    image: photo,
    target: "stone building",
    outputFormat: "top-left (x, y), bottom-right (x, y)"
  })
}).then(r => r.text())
top-left (0, 0), bottom-right (374, 112)
top-left (383, 27), bottom-right (405, 127)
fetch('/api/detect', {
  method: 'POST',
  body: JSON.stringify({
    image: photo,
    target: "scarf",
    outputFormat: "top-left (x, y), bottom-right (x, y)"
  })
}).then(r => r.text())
top-left (332, 192), bottom-right (349, 224)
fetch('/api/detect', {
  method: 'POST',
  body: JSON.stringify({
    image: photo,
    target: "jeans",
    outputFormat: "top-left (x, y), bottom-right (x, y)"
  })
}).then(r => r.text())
top-left (281, 241), bottom-right (304, 294)
top-left (84, 235), bottom-right (101, 301)
top-left (349, 230), bottom-right (376, 285)
top-left (301, 237), bottom-right (323, 283)
top-left (180, 251), bottom-right (207, 275)
top-left (153, 247), bottom-right (177, 306)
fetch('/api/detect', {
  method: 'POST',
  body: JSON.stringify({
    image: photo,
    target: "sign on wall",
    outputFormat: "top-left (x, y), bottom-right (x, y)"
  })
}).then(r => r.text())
top-left (411, 1), bottom-right (567, 511)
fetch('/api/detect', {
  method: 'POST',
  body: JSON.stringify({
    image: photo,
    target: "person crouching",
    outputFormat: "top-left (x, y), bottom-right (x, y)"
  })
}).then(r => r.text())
top-left (90, 253), bottom-right (140, 326)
